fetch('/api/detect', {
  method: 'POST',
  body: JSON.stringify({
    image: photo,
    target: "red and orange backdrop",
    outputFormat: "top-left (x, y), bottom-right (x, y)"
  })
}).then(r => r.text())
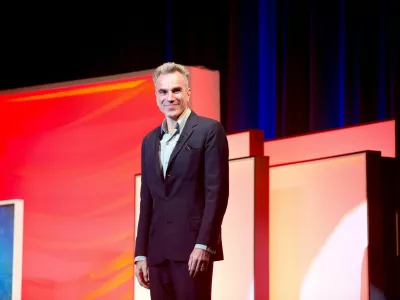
top-left (0, 74), bottom-right (164, 299)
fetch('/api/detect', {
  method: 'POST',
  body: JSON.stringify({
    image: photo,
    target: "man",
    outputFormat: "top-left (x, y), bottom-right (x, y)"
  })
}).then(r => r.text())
top-left (134, 62), bottom-right (229, 300)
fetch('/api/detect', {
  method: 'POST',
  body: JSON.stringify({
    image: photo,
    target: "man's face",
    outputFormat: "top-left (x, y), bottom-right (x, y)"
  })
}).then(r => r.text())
top-left (155, 71), bottom-right (190, 120)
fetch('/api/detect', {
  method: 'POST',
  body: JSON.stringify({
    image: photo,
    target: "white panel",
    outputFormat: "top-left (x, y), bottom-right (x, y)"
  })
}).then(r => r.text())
top-left (269, 153), bottom-right (369, 300)
top-left (227, 132), bottom-right (250, 160)
top-left (213, 158), bottom-right (255, 300)
top-left (134, 176), bottom-right (150, 300)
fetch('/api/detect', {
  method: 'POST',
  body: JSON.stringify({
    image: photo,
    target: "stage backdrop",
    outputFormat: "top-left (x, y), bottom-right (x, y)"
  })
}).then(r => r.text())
top-left (0, 68), bottom-right (219, 299)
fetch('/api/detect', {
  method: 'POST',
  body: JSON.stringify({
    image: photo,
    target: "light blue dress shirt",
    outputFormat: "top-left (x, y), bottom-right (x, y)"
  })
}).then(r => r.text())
top-left (135, 109), bottom-right (214, 263)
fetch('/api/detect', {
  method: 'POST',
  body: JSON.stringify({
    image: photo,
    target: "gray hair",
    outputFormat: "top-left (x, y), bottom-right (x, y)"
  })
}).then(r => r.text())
top-left (152, 62), bottom-right (190, 88)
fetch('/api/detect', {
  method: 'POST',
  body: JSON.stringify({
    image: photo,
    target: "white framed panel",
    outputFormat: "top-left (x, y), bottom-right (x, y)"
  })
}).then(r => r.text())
top-left (269, 153), bottom-right (372, 299)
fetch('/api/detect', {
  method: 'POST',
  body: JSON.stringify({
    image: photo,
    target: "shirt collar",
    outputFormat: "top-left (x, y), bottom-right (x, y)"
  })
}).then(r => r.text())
top-left (160, 108), bottom-right (192, 135)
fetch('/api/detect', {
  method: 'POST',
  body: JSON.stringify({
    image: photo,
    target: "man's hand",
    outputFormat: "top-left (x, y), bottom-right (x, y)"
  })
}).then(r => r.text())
top-left (135, 260), bottom-right (150, 289)
top-left (188, 248), bottom-right (211, 278)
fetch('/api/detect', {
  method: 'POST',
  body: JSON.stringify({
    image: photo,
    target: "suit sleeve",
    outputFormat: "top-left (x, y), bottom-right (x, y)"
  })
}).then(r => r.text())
top-left (134, 137), bottom-right (153, 258)
top-left (196, 121), bottom-right (229, 250)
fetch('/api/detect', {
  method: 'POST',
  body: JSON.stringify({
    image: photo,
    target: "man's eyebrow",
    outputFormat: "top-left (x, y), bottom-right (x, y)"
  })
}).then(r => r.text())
top-left (158, 87), bottom-right (183, 92)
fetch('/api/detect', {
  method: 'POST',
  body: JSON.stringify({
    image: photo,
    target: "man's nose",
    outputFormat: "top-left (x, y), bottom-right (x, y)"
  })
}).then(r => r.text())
top-left (166, 92), bottom-right (176, 101)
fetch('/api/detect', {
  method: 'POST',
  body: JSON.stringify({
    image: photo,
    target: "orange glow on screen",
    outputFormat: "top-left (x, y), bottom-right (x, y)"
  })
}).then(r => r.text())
top-left (0, 75), bottom-right (158, 299)
top-left (2, 79), bottom-right (146, 102)
top-left (269, 152), bottom-right (370, 300)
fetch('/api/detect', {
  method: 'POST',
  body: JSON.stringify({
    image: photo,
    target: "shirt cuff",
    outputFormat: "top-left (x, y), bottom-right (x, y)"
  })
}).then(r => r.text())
top-left (134, 256), bottom-right (147, 262)
top-left (195, 244), bottom-right (216, 254)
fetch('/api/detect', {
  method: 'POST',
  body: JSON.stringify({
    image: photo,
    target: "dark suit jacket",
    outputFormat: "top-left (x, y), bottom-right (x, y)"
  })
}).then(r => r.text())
top-left (135, 111), bottom-right (229, 266)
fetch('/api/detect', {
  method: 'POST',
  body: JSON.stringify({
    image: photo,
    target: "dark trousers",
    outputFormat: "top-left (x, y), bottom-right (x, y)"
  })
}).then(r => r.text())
top-left (149, 260), bottom-right (213, 300)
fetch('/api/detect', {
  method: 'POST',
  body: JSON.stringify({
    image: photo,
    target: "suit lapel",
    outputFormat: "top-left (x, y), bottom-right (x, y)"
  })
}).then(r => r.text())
top-left (152, 130), bottom-right (164, 182)
top-left (166, 112), bottom-right (198, 174)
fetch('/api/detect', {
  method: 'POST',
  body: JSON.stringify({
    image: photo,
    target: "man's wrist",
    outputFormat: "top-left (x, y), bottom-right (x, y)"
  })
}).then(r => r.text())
top-left (195, 244), bottom-right (216, 254)
top-left (134, 256), bottom-right (147, 263)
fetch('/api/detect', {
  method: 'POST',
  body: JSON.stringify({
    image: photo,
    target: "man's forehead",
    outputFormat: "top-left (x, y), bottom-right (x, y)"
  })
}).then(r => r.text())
top-left (156, 73), bottom-right (186, 86)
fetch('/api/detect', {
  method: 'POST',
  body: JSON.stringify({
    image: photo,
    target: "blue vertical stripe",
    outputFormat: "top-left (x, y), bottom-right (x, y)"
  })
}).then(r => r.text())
top-left (0, 205), bottom-right (14, 298)
top-left (258, 0), bottom-right (267, 137)
top-left (354, 30), bottom-right (359, 123)
top-left (338, 0), bottom-right (345, 126)
top-left (258, 0), bottom-right (277, 140)
top-left (281, 0), bottom-right (288, 136)
top-left (389, 49), bottom-right (395, 117)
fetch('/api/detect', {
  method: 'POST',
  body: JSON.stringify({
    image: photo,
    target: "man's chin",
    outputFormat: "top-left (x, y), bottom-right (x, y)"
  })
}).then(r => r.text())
top-left (165, 110), bottom-right (182, 119)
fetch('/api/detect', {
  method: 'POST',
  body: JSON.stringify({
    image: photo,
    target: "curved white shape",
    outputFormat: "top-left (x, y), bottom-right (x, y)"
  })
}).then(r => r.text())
top-left (300, 201), bottom-right (368, 300)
